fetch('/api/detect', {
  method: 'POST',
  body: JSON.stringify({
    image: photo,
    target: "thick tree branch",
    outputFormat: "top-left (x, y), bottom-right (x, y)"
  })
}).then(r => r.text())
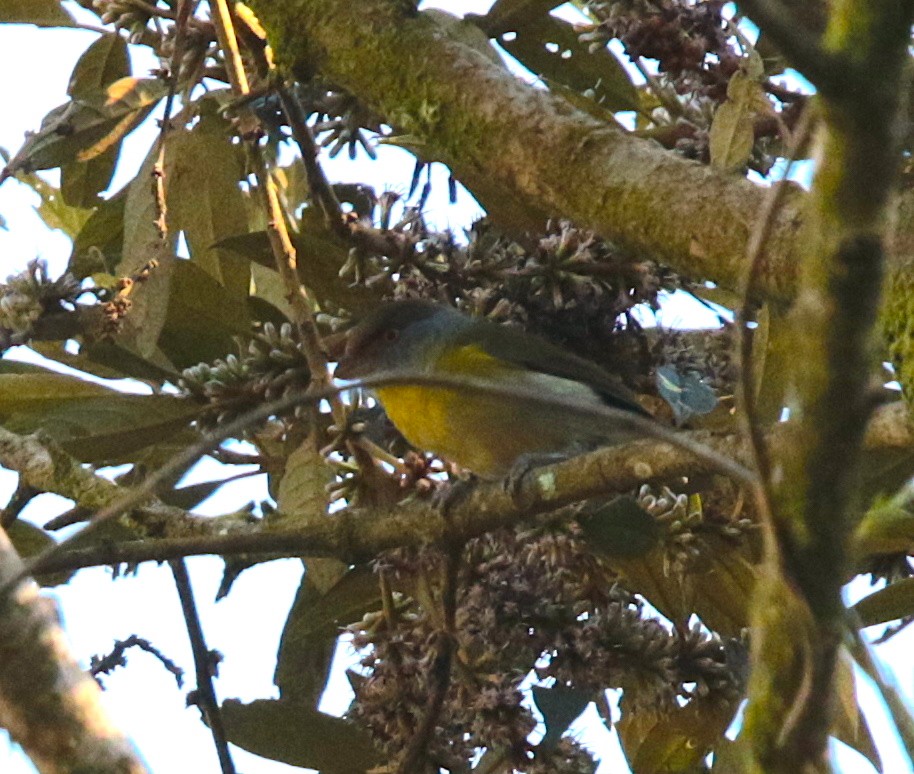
top-left (0, 427), bottom-right (225, 541)
top-left (237, 0), bottom-right (914, 415)
top-left (0, 528), bottom-right (147, 773)
top-left (245, 0), bottom-right (805, 299)
top-left (743, 0), bottom-right (914, 768)
top-left (18, 402), bottom-right (914, 578)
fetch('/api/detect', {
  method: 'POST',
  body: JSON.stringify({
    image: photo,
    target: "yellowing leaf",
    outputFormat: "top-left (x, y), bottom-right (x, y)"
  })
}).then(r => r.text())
top-left (3, 78), bottom-right (165, 176)
top-left (709, 99), bottom-right (754, 172)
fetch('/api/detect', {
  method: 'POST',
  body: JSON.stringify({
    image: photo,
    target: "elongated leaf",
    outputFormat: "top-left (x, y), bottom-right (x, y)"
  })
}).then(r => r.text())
top-left (158, 258), bottom-right (251, 368)
top-left (853, 577), bottom-right (914, 627)
top-left (0, 370), bottom-right (198, 464)
top-left (70, 188), bottom-right (126, 277)
top-left (61, 35), bottom-right (131, 207)
top-left (6, 521), bottom-right (73, 586)
top-left (709, 72), bottom-right (769, 172)
top-left (117, 144), bottom-right (177, 359)
top-left (166, 108), bottom-right (250, 299)
top-left (221, 698), bottom-right (382, 772)
top-left (275, 564), bottom-right (381, 703)
top-left (478, 11), bottom-right (638, 112)
top-left (618, 695), bottom-right (738, 773)
top-left (271, 444), bottom-right (353, 703)
top-left (13, 170), bottom-right (92, 239)
top-left (833, 649), bottom-right (882, 771)
top-left (0, 0), bottom-right (75, 26)
top-left (68, 34), bottom-right (130, 99)
top-left (480, 0), bottom-right (562, 32)
top-left (3, 77), bottom-right (165, 176)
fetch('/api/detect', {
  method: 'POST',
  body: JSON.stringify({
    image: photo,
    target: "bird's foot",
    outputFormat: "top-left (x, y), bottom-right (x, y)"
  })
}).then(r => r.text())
top-left (432, 471), bottom-right (479, 516)
top-left (501, 451), bottom-right (571, 506)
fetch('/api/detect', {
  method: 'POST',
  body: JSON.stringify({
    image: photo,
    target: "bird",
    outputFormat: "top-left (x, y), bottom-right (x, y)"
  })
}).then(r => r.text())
top-left (334, 299), bottom-right (654, 479)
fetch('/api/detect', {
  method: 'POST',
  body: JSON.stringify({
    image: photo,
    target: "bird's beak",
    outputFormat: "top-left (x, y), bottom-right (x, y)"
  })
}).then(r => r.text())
top-left (325, 330), bottom-right (360, 380)
top-left (333, 354), bottom-right (358, 380)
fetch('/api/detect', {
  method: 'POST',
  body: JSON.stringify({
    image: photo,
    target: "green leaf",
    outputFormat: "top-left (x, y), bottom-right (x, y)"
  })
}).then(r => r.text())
top-left (853, 577), bottom-right (914, 628)
top-left (6, 521), bottom-right (74, 586)
top-left (271, 446), bottom-right (362, 703)
top-left (833, 649), bottom-right (882, 772)
top-left (274, 560), bottom-right (345, 705)
top-left (579, 496), bottom-right (661, 558)
top-left (618, 695), bottom-right (737, 773)
top-left (68, 35), bottom-right (130, 99)
top-left (61, 35), bottom-right (131, 207)
top-left (166, 108), bottom-right (251, 300)
top-left (275, 441), bottom-right (333, 522)
top-left (854, 482), bottom-right (914, 556)
top-left (221, 698), bottom-right (383, 772)
top-left (709, 98), bottom-right (754, 172)
top-left (0, 0), bottom-right (75, 26)
top-left (478, 0), bottom-right (563, 33)
top-left (117, 144), bottom-right (177, 359)
top-left (158, 258), bottom-right (251, 369)
top-left (13, 170), bottom-right (92, 239)
top-left (3, 77), bottom-right (165, 176)
top-left (61, 146), bottom-right (120, 209)
top-left (531, 684), bottom-right (591, 749)
top-left (0, 370), bottom-right (199, 464)
top-left (275, 564), bottom-right (381, 702)
top-left (478, 11), bottom-right (638, 112)
top-left (70, 188), bottom-right (126, 277)
top-left (709, 72), bottom-right (769, 172)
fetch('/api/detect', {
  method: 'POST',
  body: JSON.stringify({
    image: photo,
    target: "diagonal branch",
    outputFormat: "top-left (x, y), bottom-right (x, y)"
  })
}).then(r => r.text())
top-left (244, 0), bottom-right (805, 299)
top-left (0, 527), bottom-right (148, 773)
top-left (12, 401), bottom-right (914, 579)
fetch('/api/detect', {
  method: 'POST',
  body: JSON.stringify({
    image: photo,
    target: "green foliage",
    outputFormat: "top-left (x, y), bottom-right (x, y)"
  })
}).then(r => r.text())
top-left (0, 2), bottom-right (908, 773)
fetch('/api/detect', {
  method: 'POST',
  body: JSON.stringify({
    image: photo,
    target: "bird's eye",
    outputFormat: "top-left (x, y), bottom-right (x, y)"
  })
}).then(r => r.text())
top-left (383, 328), bottom-right (399, 342)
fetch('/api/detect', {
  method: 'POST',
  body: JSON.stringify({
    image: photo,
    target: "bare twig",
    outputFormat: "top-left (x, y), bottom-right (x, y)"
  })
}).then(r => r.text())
top-left (90, 635), bottom-right (184, 688)
top-left (277, 82), bottom-right (348, 240)
top-left (170, 559), bottom-right (236, 774)
top-left (736, 104), bottom-right (816, 541)
top-left (846, 616), bottom-right (914, 765)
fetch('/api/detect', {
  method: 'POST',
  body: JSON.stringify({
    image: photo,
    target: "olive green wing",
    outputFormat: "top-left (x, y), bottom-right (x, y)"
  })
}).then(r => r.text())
top-left (460, 320), bottom-right (652, 416)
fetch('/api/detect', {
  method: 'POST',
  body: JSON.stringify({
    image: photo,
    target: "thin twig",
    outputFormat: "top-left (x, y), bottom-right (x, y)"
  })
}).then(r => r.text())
top-left (277, 82), bottom-right (349, 240)
top-left (210, 0), bottom-right (249, 95)
top-left (846, 615), bottom-right (914, 764)
top-left (170, 559), bottom-right (236, 774)
top-left (398, 549), bottom-right (459, 774)
top-left (736, 104), bottom-right (816, 541)
top-left (90, 635), bottom-right (184, 688)
top-left (209, 0), bottom-right (347, 429)
top-left (4, 369), bottom-right (758, 593)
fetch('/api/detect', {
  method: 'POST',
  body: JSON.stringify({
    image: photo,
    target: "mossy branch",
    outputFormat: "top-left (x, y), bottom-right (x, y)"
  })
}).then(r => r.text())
top-left (2, 401), bottom-right (911, 578)
top-left (743, 0), bottom-right (914, 768)
top-left (0, 527), bottom-right (148, 773)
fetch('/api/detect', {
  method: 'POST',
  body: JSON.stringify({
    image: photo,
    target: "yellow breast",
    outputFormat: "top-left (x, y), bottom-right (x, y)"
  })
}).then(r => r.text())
top-left (374, 344), bottom-right (592, 477)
